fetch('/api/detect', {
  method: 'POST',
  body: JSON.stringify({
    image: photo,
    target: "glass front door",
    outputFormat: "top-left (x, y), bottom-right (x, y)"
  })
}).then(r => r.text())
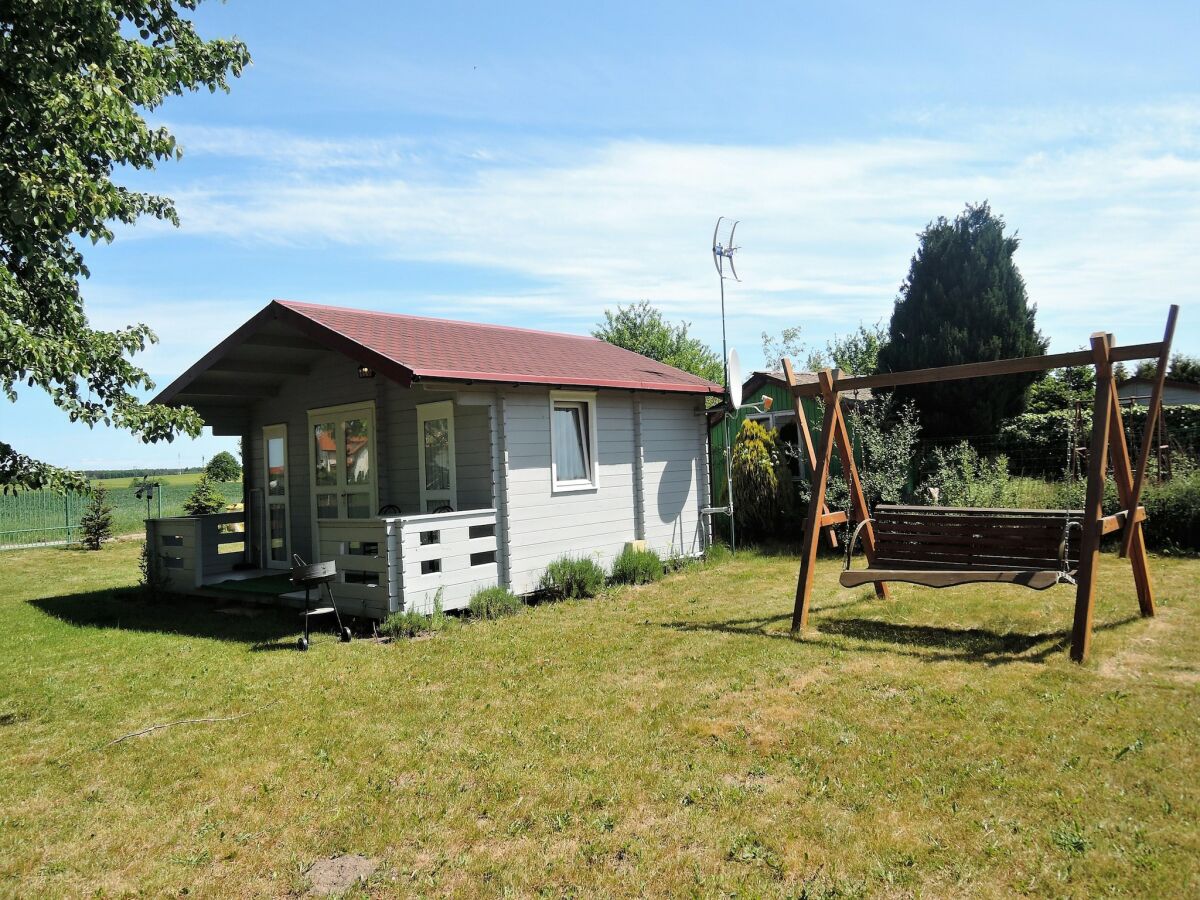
top-left (417, 400), bottom-right (457, 513)
top-left (308, 403), bottom-right (377, 553)
top-left (262, 424), bottom-right (290, 569)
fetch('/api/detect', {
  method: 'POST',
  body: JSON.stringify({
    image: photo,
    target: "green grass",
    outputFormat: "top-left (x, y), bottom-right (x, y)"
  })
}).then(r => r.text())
top-left (1, 541), bottom-right (1197, 896)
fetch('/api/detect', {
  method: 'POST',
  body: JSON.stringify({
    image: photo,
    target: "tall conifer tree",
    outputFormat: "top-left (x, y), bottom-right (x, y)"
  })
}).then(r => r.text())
top-left (878, 203), bottom-right (1047, 440)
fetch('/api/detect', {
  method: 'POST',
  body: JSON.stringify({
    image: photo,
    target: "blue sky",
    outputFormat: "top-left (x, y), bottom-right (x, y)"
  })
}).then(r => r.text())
top-left (7, 0), bottom-right (1198, 469)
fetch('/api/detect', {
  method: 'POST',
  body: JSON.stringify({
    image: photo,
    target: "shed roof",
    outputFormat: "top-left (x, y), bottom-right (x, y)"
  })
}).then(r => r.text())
top-left (154, 300), bottom-right (723, 421)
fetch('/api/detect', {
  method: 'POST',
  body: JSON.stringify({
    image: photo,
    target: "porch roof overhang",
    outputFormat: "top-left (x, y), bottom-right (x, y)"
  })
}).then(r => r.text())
top-left (153, 299), bottom-right (723, 432)
top-left (151, 301), bottom-right (414, 432)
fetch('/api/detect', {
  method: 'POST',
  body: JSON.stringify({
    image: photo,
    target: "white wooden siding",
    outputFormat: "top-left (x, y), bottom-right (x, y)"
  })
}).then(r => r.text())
top-left (245, 353), bottom-right (495, 561)
top-left (236, 347), bottom-right (708, 603)
top-left (634, 394), bottom-right (705, 559)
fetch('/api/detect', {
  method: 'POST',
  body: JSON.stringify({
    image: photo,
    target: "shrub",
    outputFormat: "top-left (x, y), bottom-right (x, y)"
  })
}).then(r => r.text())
top-left (999, 404), bottom-right (1200, 478)
top-left (380, 610), bottom-right (433, 639)
top-left (137, 539), bottom-right (168, 598)
top-left (469, 585), bottom-right (523, 620)
top-left (539, 555), bottom-right (606, 600)
top-left (610, 545), bottom-right (664, 585)
top-left (381, 589), bottom-right (450, 637)
top-left (182, 473), bottom-right (227, 516)
top-left (1140, 473), bottom-right (1200, 553)
top-left (703, 541), bottom-right (733, 565)
top-left (919, 441), bottom-right (1016, 507)
top-left (730, 418), bottom-right (795, 543)
top-left (79, 484), bottom-right (114, 550)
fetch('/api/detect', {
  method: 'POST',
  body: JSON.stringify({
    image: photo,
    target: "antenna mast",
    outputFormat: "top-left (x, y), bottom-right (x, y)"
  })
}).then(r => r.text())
top-left (712, 217), bottom-right (740, 552)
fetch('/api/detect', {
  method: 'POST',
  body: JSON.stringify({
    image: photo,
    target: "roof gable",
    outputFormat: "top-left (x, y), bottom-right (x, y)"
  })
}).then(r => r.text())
top-left (154, 300), bottom-right (723, 410)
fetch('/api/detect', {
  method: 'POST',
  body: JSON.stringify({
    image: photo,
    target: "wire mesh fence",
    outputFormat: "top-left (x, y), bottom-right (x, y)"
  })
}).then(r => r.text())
top-left (0, 481), bottom-right (243, 549)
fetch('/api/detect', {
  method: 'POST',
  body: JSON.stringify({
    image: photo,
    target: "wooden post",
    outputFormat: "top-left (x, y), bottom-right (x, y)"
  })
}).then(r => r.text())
top-left (1106, 388), bottom-right (1156, 617)
top-left (1121, 304), bottom-right (1178, 558)
top-left (782, 358), bottom-right (838, 549)
top-left (1071, 333), bottom-right (1115, 663)
top-left (791, 370), bottom-right (838, 634)
top-left (827, 390), bottom-right (889, 599)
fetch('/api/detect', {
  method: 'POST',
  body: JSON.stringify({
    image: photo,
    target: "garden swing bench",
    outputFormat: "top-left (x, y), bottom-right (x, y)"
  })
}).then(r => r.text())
top-left (783, 305), bottom-right (1179, 663)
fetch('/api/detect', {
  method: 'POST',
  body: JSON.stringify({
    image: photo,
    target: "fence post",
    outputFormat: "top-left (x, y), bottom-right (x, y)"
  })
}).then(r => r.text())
top-left (64, 494), bottom-right (71, 545)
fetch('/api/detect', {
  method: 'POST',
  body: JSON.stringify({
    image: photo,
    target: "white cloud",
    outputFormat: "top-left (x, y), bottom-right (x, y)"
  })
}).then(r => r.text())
top-left (130, 102), bottom-right (1198, 362)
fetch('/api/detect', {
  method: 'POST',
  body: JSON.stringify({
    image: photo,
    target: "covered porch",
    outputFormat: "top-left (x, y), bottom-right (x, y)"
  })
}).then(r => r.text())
top-left (145, 300), bottom-right (509, 618)
top-left (146, 507), bottom-right (499, 618)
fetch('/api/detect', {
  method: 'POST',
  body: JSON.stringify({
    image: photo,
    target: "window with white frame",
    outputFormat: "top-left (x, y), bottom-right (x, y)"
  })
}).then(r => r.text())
top-left (549, 391), bottom-right (598, 490)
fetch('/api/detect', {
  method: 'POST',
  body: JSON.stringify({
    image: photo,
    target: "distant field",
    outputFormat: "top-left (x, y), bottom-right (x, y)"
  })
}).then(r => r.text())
top-left (92, 472), bottom-right (208, 489)
top-left (0, 477), bottom-right (242, 547)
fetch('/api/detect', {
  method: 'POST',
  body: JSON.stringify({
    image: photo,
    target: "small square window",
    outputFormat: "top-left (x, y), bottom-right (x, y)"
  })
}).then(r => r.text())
top-left (421, 559), bottom-right (441, 575)
top-left (550, 392), bottom-right (598, 491)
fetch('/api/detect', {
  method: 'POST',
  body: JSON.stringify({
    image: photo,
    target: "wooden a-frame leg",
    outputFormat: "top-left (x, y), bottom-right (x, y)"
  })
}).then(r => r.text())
top-left (829, 396), bottom-right (889, 600)
top-left (1105, 388), bottom-right (1156, 617)
top-left (1072, 334), bottom-right (1115, 663)
top-left (791, 372), bottom-right (838, 634)
top-left (1121, 304), bottom-right (1178, 559)
top-left (783, 358), bottom-right (839, 550)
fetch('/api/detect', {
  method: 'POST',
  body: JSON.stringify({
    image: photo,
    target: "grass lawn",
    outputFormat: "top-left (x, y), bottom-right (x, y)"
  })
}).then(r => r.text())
top-left (1, 541), bottom-right (1197, 897)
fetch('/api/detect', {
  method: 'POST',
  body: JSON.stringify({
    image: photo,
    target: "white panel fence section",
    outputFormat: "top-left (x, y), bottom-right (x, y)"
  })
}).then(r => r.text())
top-left (147, 511), bottom-right (246, 593)
top-left (312, 517), bottom-right (399, 619)
top-left (396, 508), bottom-right (500, 614)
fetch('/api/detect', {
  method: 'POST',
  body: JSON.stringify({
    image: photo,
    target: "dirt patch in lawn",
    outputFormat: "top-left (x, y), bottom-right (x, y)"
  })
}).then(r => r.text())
top-left (304, 854), bottom-right (379, 896)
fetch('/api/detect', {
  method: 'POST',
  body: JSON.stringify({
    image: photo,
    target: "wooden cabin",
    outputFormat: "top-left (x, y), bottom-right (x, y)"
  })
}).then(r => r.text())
top-left (145, 300), bottom-right (722, 617)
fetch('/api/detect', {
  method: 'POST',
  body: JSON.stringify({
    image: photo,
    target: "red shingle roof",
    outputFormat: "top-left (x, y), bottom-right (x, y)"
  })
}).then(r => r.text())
top-left (279, 300), bottom-right (721, 393)
top-left (155, 300), bottom-right (723, 405)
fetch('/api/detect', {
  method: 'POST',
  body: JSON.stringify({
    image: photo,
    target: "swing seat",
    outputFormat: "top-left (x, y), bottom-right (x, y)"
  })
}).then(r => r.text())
top-left (840, 505), bottom-right (1083, 591)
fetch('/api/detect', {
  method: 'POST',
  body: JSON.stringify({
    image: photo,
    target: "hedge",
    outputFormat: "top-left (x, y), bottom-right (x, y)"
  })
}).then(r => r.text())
top-left (999, 405), bottom-right (1200, 477)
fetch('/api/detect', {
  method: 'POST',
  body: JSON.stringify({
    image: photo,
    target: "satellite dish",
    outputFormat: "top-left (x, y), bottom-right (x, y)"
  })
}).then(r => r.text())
top-left (727, 348), bottom-right (743, 409)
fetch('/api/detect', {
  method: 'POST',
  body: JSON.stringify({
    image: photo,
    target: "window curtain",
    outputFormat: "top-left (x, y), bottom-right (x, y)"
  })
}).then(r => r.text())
top-left (553, 404), bottom-right (589, 481)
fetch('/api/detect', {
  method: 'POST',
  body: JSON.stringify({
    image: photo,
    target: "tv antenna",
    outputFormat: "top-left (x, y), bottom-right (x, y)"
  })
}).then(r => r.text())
top-left (710, 217), bottom-right (741, 552)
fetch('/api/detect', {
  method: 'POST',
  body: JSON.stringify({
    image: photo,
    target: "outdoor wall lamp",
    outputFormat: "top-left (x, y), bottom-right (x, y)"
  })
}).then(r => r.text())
top-left (357, 365), bottom-right (375, 379)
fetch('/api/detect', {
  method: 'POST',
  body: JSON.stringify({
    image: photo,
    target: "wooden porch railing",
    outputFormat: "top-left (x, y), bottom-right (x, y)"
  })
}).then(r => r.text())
top-left (146, 511), bottom-right (246, 592)
top-left (313, 518), bottom-right (399, 619)
top-left (147, 508), bottom-right (500, 619)
top-left (396, 508), bottom-right (499, 614)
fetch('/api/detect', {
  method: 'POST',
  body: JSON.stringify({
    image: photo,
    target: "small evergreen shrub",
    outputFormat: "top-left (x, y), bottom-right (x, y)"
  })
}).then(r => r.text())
top-left (183, 473), bottom-right (227, 516)
top-left (80, 484), bottom-right (114, 550)
top-left (137, 539), bottom-right (168, 598)
top-left (468, 585), bottom-right (523, 619)
top-left (730, 418), bottom-right (795, 543)
top-left (539, 555), bottom-right (606, 600)
top-left (609, 546), bottom-right (663, 585)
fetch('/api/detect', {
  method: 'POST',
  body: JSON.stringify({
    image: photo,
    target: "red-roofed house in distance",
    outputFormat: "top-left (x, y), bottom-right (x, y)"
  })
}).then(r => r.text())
top-left (146, 300), bottom-right (723, 616)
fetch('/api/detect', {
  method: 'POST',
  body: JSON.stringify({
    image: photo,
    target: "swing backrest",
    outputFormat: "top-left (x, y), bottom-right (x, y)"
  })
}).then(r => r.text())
top-left (871, 505), bottom-right (1083, 573)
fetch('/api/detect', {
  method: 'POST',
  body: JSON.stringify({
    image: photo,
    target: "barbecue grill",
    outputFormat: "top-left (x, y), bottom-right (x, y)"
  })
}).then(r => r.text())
top-left (290, 554), bottom-right (352, 651)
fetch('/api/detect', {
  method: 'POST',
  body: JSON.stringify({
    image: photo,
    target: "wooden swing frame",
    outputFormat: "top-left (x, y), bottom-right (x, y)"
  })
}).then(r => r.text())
top-left (785, 305), bottom-right (1179, 663)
